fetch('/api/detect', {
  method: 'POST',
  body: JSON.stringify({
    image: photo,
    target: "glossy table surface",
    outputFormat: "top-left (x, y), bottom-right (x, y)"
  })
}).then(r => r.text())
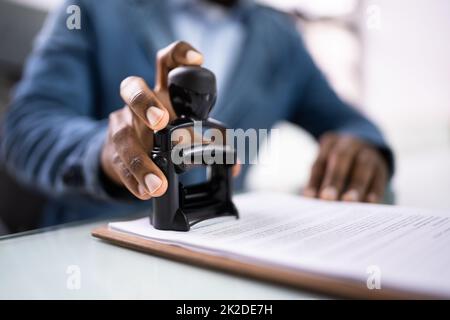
top-left (0, 216), bottom-right (324, 299)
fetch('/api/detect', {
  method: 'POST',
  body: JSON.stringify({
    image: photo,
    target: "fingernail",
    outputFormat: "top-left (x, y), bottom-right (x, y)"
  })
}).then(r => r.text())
top-left (185, 50), bottom-right (203, 64)
top-left (145, 173), bottom-right (163, 194)
top-left (146, 106), bottom-right (164, 127)
top-left (138, 184), bottom-right (148, 196)
top-left (342, 190), bottom-right (359, 202)
top-left (303, 188), bottom-right (317, 198)
top-left (367, 193), bottom-right (379, 203)
top-left (320, 186), bottom-right (337, 201)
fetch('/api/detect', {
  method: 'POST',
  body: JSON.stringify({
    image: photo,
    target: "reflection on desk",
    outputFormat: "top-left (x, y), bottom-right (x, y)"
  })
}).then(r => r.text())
top-left (0, 218), bottom-right (324, 299)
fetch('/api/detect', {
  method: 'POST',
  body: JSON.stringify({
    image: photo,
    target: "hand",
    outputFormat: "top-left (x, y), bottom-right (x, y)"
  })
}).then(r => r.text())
top-left (100, 41), bottom-right (205, 200)
top-left (303, 133), bottom-right (389, 203)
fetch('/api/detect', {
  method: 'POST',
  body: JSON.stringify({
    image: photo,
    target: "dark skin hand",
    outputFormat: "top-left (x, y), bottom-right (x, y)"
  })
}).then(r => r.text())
top-left (101, 41), bottom-right (240, 200)
top-left (303, 133), bottom-right (389, 203)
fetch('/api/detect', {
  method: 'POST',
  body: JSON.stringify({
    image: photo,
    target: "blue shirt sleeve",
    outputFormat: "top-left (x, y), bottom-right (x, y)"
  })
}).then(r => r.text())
top-left (0, 0), bottom-right (115, 200)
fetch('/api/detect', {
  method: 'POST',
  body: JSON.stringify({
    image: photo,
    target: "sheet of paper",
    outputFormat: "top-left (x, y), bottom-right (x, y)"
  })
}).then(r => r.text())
top-left (109, 192), bottom-right (450, 297)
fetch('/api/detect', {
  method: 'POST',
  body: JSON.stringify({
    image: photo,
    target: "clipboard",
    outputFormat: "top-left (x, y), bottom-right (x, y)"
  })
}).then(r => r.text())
top-left (92, 226), bottom-right (439, 299)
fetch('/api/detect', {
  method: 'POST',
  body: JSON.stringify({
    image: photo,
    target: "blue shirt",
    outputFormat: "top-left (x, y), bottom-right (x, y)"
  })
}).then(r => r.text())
top-left (0, 0), bottom-right (393, 226)
top-left (169, 0), bottom-right (246, 99)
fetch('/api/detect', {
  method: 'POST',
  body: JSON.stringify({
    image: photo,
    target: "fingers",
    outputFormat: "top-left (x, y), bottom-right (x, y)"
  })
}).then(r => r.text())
top-left (365, 163), bottom-right (388, 203)
top-left (120, 42), bottom-right (203, 131)
top-left (111, 155), bottom-right (146, 199)
top-left (318, 141), bottom-right (358, 201)
top-left (305, 134), bottom-right (361, 201)
top-left (303, 133), bottom-right (337, 198)
top-left (341, 149), bottom-right (376, 202)
top-left (303, 134), bottom-right (389, 203)
top-left (111, 124), bottom-right (168, 199)
top-left (155, 41), bottom-right (203, 91)
top-left (120, 76), bottom-right (170, 131)
top-left (107, 109), bottom-right (168, 200)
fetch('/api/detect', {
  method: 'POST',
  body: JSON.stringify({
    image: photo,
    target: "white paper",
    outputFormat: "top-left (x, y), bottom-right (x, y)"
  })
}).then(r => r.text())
top-left (109, 192), bottom-right (450, 298)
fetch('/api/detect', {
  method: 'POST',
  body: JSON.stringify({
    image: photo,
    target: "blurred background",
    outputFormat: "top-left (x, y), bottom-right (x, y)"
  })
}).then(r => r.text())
top-left (0, 0), bottom-right (449, 234)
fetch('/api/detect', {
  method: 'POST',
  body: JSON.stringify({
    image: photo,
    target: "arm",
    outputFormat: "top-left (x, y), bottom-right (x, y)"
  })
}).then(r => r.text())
top-left (288, 31), bottom-right (394, 203)
top-left (0, 1), bottom-right (109, 199)
top-left (289, 56), bottom-right (394, 169)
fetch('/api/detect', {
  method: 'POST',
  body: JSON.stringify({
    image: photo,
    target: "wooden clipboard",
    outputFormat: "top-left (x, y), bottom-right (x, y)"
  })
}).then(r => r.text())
top-left (92, 226), bottom-right (439, 300)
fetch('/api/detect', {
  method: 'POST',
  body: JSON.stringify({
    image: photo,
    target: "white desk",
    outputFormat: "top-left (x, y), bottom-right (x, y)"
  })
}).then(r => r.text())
top-left (0, 218), bottom-right (324, 299)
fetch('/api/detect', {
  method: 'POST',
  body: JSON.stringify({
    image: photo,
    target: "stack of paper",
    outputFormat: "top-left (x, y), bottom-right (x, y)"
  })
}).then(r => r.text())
top-left (109, 192), bottom-right (450, 298)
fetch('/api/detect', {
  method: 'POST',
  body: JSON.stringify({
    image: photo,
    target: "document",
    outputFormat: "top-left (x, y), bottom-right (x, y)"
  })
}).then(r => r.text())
top-left (109, 192), bottom-right (450, 298)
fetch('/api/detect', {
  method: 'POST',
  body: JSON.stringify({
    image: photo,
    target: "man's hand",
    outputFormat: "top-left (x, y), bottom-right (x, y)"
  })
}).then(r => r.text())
top-left (100, 41), bottom-right (204, 200)
top-left (303, 133), bottom-right (389, 203)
